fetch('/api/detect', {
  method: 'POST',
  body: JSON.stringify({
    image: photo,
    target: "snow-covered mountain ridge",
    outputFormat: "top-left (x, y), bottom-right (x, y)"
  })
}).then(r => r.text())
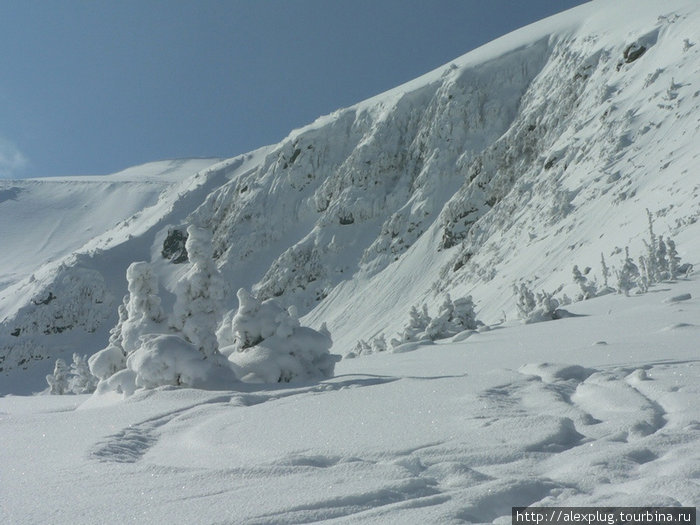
top-left (2, 0), bottom-right (700, 393)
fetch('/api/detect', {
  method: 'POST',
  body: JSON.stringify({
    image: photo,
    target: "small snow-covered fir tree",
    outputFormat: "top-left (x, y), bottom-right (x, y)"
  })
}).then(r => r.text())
top-left (656, 235), bottom-right (669, 279)
top-left (371, 333), bottom-right (387, 353)
top-left (46, 358), bottom-right (69, 395)
top-left (347, 333), bottom-right (388, 358)
top-left (172, 226), bottom-right (225, 358)
top-left (514, 283), bottom-right (537, 319)
top-left (68, 353), bottom-right (98, 394)
top-left (637, 256), bottom-right (650, 293)
top-left (451, 296), bottom-right (480, 332)
top-left (572, 265), bottom-right (597, 300)
top-left (425, 295), bottom-right (455, 340)
top-left (666, 237), bottom-right (681, 279)
top-left (89, 261), bottom-right (165, 381)
top-left (390, 304), bottom-right (431, 347)
top-left (222, 288), bottom-right (339, 383)
top-left (350, 339), bottom-right (372, 358)
top-left (616, 247), bottom-right (639, 296)
top-left (122, 262), bottom-right (165, 354)
top-left (513, 283), bottom-right (568, 323)
top-left (424, 294), bottom-right (480, 340)
top-left (600, 253), bottom-right (611, 289)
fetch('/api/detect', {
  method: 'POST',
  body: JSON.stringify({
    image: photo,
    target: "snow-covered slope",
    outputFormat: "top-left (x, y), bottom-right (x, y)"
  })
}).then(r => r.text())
top-left (2, 0), bottom-right (700, 396)
top-left (3, 268), bottom-right (699, 522)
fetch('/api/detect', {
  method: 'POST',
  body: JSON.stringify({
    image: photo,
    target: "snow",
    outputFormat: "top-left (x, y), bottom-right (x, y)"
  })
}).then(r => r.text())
top-left (2, 277), bottom-right (700, 523)
top-left (1, 0), bottom-right (700, 521)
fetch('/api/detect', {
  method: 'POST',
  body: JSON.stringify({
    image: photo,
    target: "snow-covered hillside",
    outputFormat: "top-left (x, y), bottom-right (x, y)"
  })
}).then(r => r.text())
top-left (3, 265), bottom-right (699, 522)
top-left (3, 0), bottom-right (700, 392)
top-left (0, 0), bottom-right (699, 394)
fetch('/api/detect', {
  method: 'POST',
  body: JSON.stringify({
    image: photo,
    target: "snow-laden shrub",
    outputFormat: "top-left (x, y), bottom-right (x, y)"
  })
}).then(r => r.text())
top-left (222, 288), bottom-right (340, 383)
top-left (513, 283), bottom-right (570, 323)
top-left (91, 250), bottom-right (239, 394)
top-left (171, 226), bottom-right (225, 357)
top-left (88, 344), bottom-right (126, 382)
top-left (371, 333), bottom-right (387, 353)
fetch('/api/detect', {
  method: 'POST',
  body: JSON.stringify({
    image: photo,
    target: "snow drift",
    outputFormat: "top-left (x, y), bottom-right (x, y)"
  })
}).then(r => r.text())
top-left (1, 0), bottom-right (700, 394)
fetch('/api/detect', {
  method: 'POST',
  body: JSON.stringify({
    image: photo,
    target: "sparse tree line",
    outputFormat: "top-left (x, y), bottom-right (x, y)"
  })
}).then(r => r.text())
top-left (346, 210), bottom-right (692, 357)
top-left (513, 210), bottom-right (691, 323)
top-left (347, 293), bottom-right (482, 358)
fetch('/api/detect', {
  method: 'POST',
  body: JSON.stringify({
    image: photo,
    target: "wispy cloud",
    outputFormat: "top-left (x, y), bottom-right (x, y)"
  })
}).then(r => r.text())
top-left (0, 137), bottom-right (28, 179)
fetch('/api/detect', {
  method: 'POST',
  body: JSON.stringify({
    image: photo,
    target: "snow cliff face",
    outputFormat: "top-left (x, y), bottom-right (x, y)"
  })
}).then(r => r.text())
top-left (1, 0), bottom-right (699, 392)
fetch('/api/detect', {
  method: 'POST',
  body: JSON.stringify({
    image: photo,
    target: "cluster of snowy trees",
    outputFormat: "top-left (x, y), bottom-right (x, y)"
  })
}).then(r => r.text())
top-left (47, 225), bottom-right (339, 396)
top-left (45, 353), bottom-right (97, 395)
top-left (512, 283), bottom-right (572, 324)
top-left (614, 211), bottom-right (689, 295)
top-left (347, 293), bottom-right (481, 357)
top-left (514, 211), bottom-right (691, 323)
top-left (581, 211), bottom-right (689, 299)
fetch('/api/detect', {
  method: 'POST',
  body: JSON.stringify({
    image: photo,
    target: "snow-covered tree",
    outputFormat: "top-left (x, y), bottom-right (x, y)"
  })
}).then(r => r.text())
top-left (572, 265), bottom-right (597, 300)
top-left (451, 296), bottom-right (480, 332)
top-left (390, 304), bottom-right (431, 347)
top-left (223, 288), bottom-right (340, 383)
top-left (424, 294), bottom-right (480, 340)
top-left (616, 247), bottom-right (639, 296)
top-left (46, 358), bottom-right (69, 395)
top-left (172, 226), bottom-right (225, 358)
top-left (666, 237), bottom-right (681, 279)
top-left (68, 353), bottom-right (98, 394)
top-left (514, 283), bottom-right (537, 320)
top-left (347, 333), bottom-right (388, 358)
top-left (122, 262), bottom-right (165, 354)
top-left (425, 295), bottom-right (454, 340)
top-left (514, 283), bottom-right (568, 323)
top-left (349, 339), bottom-right (372, 358)
top-left (371, 333), bottom-right (387, 353)
top-left (637, 256), bottom-right (650, 293)
top-left (89, 261), bottom-right (164, 381)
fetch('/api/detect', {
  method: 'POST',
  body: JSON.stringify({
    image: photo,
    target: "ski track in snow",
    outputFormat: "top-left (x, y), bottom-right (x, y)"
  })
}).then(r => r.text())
top-left (81, 358), bottom-right (698, 523)
top-left (90, 375), bottom-right (400, 464)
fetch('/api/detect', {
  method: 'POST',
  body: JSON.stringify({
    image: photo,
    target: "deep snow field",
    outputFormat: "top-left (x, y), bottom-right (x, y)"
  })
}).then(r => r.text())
top-left (2, 275), bottom-right (699, 523)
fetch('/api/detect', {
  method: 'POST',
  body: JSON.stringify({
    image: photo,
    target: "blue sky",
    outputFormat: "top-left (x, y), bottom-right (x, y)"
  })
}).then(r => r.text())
top-left (0, 0), bottom-right (588, 179)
